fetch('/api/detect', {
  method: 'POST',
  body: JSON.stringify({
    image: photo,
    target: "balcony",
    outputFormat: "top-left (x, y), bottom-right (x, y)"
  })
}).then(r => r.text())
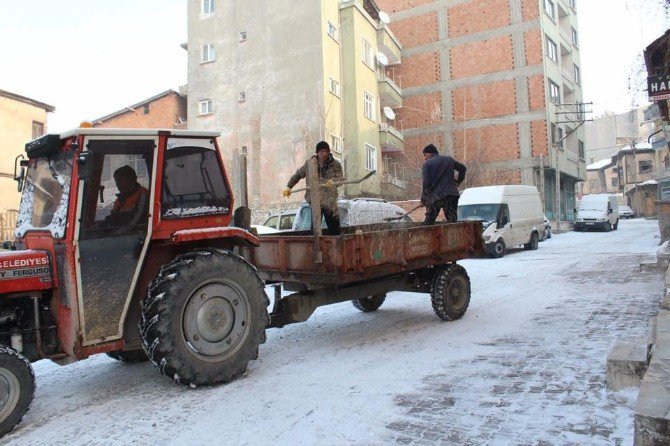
top-left (380, 122), bottom-right (404, 153)
top-left (377, 26), bottom-right (402, 65)
top-left (378, 71), bottom-right (402, 108)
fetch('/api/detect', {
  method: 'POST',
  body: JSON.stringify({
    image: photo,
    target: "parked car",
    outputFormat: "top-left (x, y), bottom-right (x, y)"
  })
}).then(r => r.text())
top-left (457, 185), bottom-right (544, 258)
top-left (619, 205), bottom-right (635, 219)
top-left (574, 194), bottom-right (619, 231)
top-left (540, 215), bottom-right (552, 241)
top-left (262, 198), bottom-right (412, 232)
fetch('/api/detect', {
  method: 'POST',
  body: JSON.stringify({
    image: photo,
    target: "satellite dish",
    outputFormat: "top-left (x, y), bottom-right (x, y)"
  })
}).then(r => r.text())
top-left (376, 51), bottom-right (389, 66)
top-left (383, 106), bottom-right (396, 120)
top-left (379, 11), bottom-right (390, 24)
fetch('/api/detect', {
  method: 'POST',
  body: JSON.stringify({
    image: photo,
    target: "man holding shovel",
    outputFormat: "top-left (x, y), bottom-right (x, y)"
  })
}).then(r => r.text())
top-left (282, 141), bottom-right (344, 235)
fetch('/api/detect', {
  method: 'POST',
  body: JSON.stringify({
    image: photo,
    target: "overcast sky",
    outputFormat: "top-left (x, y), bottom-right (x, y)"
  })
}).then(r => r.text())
top-left (0, 0), bottom-right (668, 133)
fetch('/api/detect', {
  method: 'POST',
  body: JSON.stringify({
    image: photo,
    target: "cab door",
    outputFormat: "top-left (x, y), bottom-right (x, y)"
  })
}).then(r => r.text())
top-left (74, 137), bottom-right (156, 346)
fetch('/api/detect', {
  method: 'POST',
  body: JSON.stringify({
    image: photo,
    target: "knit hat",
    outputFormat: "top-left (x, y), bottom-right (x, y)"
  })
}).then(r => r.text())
top-left (316, 141), bottom-right (330, 153)
top-left (423, 144), bottom-right (439, 155)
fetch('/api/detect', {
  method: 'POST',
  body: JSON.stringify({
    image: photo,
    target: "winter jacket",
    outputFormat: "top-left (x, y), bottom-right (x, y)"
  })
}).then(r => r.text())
top-left (421, 155), bottom-right (466, 205)
top-left (106, 183), bottom-right (149, 227)
top-left (287, 154), bottom-right (344, 210)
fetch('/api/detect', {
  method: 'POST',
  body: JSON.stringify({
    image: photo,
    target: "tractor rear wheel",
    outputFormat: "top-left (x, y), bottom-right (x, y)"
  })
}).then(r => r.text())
top-left (430, 263), bottom-right (471, 321)
top-left (106, 349), bottom-right (148, 363)
top-left (0, 346), bottom-right (35, 437)
top-left (351, 294), bottom-right (386, 312)
top-left (140, 249), bottom-right (269, 387)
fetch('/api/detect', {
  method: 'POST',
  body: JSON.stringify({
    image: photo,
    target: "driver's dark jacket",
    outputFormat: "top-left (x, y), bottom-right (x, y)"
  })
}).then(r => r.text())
top-left (105, 183), bottom-right (149, 227)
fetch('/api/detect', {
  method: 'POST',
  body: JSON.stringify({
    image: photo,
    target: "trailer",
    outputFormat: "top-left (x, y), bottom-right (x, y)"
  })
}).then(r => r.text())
top-left (244, 220), bottom-right (484, 327)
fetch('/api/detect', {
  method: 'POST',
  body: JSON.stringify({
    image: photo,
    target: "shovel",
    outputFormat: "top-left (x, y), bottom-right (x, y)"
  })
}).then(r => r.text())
top-left (384, 204), bottom-right (423, 221)
top-left (291, 170), bottom-right (376, 193)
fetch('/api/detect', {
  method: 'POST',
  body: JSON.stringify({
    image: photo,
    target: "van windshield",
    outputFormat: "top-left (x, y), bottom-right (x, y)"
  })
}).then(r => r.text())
top-left (458, 204), bottom-right (500, 223)
top-left (579, 201), bottom-right (606, 212)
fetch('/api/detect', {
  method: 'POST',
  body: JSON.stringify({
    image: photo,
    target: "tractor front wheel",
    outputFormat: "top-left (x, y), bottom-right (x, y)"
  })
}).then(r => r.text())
top-left (0, 346), bottom-right (35, 437)
top-left (140, 249), bottom-right (269, 387)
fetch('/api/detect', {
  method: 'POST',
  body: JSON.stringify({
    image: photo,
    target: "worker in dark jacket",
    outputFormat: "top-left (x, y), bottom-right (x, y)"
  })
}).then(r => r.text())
top-left (421, 144), bottom-right (466, 225)
top-left (282, 141), bottom-right (344, 235)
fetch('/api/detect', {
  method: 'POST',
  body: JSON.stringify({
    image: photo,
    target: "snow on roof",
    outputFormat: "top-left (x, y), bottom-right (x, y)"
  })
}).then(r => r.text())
top-left (641, 179), bottom-right (658, 186)
top-left (587, 159), bottom-right (614, 170)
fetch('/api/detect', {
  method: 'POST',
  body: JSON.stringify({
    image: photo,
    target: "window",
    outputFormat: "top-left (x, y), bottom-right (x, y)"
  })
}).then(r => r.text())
top-left (238, 91), bottom-right (246, 102)
top-left (327, 21), bottom-right (339, 41)
top-left (578, 140), bottom-right (584, 159)
top-left (364, 143), bottom-right (377, 171)
top-left (363, 91), bottom-right (375, 121)
top-left (549, 80), bottom-right (560, 105)
top-left (589, 180), bottom-right (599, 189)
top-left (329, 77), bottom-right (340, 97)
top-left (201, 44), bottom-right (215, 63)
top-left (544, 0), bottom-right (555, 19)
top-left (639, 160), bottom-right (653, 174)
top-left (361, 38), bottom-right (374, 69)
top-left (125, 154), bottom-right (148, 178)
top-left (557, 127), bottom-right (564, 149)
top-left (665, 155), bottom-right (670, 169)
top-left (573, 64), bottom-right (581, 85)
top-left (162, 139), bottom-right (231, 219)
top-left (571, 27), bottom-right (578, 46)
top-left (202, 0), bottom-right (214, 14)
top-left (611, 177), bottom-right (619, 187)
top-left (239, 31), bottom-right (247, 42)
top-left (546, 36), bottom-right (558, 63)
top-left (32, 121), bottom-right (44, 139)
top-left (331, 135), bottom-right (342, 154)
top-left (199, 99), bottom-right (213, 115)
top-left (569, 0), bottom-right (576, 10)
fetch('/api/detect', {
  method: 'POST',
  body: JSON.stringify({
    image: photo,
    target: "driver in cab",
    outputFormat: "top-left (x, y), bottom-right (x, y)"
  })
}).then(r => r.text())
top-left (103, 165), bottom-right (149, 228)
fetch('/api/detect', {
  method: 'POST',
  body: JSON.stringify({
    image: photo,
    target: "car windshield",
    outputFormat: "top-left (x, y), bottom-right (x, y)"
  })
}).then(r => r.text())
top-left (16, 151), bottom-right (74, 238)
top-left (458, 204), bottom-right (500, 222)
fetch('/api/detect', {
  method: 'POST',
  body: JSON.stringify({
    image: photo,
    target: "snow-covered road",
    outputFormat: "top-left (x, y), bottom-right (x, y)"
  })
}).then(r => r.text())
top-left (3, 219), bottom-right (664, 445)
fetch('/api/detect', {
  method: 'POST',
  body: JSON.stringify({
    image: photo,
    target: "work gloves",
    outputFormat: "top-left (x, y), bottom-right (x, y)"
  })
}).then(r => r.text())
top-left (282, 187), bottom-right (292, 198)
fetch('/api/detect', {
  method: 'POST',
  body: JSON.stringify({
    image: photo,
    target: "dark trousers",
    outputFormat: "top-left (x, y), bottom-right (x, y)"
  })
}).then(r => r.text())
top-left (424, 196), bottom-right (459, 225)
top-left (322, 206), bottom-right (341, 235)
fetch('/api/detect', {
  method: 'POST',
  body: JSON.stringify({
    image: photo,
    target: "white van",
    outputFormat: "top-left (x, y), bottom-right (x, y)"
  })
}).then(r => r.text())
top-left (574, 194), bottom-right (619, 231)
top-left (458, 185), bottom-right (544, 258)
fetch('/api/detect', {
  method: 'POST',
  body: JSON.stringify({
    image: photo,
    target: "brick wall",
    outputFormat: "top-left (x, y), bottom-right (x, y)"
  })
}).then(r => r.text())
top-left (452, 79), bottom-right (517, 120)
top-left (447, 0), bottom-right (511, 38)
top-left (454, 124), bottom-right (520, 163)
top-left (450, 35), bottom-right (515, 79)
top-left (396, 92), bottom-right (442, 130)
top-left (94, 92), bottom-right (187, 129)
top-left (400, 51), bottom-right (441, 89)
top-left (392, 12), bottom-right (439, 48)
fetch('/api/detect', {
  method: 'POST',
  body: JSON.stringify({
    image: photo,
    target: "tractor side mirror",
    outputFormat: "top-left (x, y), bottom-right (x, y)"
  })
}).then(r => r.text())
top-left (77, 152), bottom-right (94, 180)
top-left (14, 156), bottom-right (26, 192)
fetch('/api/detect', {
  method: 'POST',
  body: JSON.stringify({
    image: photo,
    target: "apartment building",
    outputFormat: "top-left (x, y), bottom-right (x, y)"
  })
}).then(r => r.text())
top-left (0, 89), bottom-right (54, 218)
top-left (377, 0), bottom-right (586, 222)
top-left (186, 0), bottom-right (404, 214)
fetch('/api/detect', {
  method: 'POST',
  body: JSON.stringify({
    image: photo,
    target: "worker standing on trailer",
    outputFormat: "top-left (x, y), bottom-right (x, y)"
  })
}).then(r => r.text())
top-left (421, 144), bottom-right (466, 225)
top-left (282, 141), bottom-right (344, 235)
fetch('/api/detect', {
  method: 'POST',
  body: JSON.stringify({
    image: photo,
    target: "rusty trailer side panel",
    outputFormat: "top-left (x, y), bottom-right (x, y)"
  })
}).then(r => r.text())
top-left (245, 221), bottom-right (484, 285)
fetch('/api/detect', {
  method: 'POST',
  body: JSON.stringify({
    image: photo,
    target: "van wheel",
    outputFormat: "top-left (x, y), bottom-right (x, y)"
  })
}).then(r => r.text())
top-left (430, 263), bottom-right (471, 321)
top-left (351, 294), bottom-right (386, 312)
top-left (489, 239), bottom-right (506, 258)
top-left (605, 222), bottom-right (612, 232)
top-left (524, 232), bottom-right (539, 250)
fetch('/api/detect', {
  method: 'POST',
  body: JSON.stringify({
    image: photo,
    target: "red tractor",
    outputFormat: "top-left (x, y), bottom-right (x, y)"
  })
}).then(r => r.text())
top-left (0, 128), bottom-right (268, 435)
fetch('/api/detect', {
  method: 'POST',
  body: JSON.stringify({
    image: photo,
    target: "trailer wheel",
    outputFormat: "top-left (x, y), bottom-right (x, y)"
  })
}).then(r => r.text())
top-left (524, 232), bottom-right (539, 250)
top-left (106, 349), bottom-right (148, 363)
top-left (430, 264), bottom-right (471, 321)
top-left (489, 239), bottom-right (506, 258)
top-left (140, 249), bottom-right (269, 387)
top-left (0, 346), bottom-right (35, 437)
top-left (351, 294), bottom-right (386, 312)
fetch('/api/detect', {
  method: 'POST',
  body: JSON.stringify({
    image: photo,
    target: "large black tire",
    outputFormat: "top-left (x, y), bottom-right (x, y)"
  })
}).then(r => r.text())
top-left (489, 239), bottom-right (506, 258)
top-left (524, 232), bottom-right (539, 250)
top-left (140, 249), bottom-right (269, 387)
top-left (106, 349), bottom-right (149, 363)
top-left (605, 222), bottom-right (613, 232)
top-left (351, 294), bottom-right (386, 312)
top-left (430, 263), bottom-right (471, 321)
top-left (0, 346), bottom-right (35, 437)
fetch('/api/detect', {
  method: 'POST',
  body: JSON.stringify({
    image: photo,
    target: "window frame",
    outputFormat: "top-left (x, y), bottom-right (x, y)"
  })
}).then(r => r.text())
top-left (639, 160), bottom-right (653, 174)
top-left (364, 143), bottom-right (377, 171)
top-left (361, 37), bottom-right (374, 69)
top-left (329, 77), bottom-right (341, 97)
top-left (573, 64), bottom-right (581, 85)
top-left (546, 36), bottom-right (558, 63)
top-left (199, 99), bottom-right (213, 115)
top-left (201, 43), bottom-right (215, 63)
top-left (201, 0), bottom-right (214, 15)
top-left (571, 27), bottom-right (579, 47)
top-left (363, 91), bottom-right (375, 121)
top-left (327, 21), bottom-right (339, 42)
top-left (543, 0), bottom-right (555, 19)
top-left (331, 134), bottom-right (342, 154)
top-left (549, 80), bottom-right (561, 105)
